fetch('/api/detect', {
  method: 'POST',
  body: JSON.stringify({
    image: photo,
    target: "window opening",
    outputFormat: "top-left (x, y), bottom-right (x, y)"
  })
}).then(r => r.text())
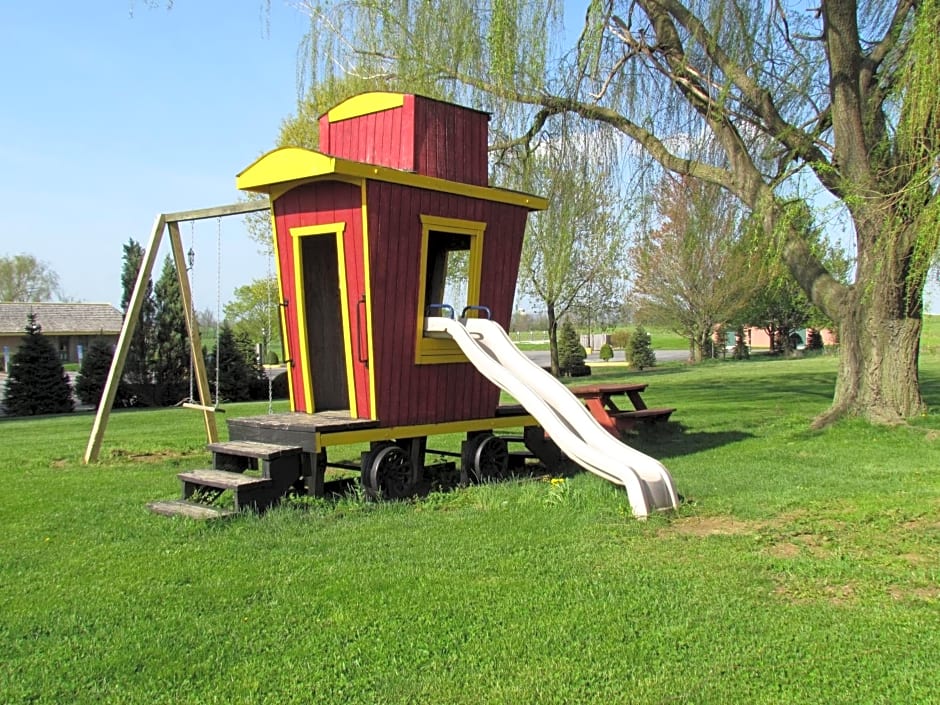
top-left (424, 232), bottom-right (471, 314)
top-left (415, 215), bottom-right (485, 364)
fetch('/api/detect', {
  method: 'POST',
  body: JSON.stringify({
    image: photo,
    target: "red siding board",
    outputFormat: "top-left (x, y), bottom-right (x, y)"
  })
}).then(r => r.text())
top-left (273, 182), bottom-right (367, 415)
top-left (319, 95), bottom-right (488, 184)
top-left (363, 181), bottom-right (526, 428)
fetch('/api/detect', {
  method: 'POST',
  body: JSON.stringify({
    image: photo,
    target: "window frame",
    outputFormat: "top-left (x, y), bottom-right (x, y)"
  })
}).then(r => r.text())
top-left (414, 215), bottom-right (486, 364)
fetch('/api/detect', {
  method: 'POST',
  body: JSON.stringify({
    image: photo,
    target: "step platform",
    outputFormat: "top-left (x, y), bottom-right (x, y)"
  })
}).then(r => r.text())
top-left (178, 468), bottom-right (274, 512)
top-left (147, 499), bottom-right (236, 520)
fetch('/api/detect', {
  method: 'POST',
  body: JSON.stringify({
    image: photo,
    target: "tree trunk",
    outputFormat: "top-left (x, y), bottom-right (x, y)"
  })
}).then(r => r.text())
top-left (547, 301), bottom-right (560, 377)
top-left (821, 289), bottom-right (925, 427)
top-left (813, 220), bottom-right (926, 426)
top-left (776, 205), bottom-right (926, 425)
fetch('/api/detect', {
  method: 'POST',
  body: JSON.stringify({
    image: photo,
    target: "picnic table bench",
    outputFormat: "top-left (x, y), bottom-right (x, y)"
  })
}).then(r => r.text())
top-left (569, 382), bottom-right (675, 436)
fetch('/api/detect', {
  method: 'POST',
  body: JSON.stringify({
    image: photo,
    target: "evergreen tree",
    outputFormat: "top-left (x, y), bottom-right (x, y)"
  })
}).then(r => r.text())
top-left (215, 322), bottom-right (252, 402)
top-left (75, 340), bottom-right (130, 407)
top-left (557, 320), bottom-right (587, 376)
top-left (3, 314), bottom-right (74, 416)
top-left (806, 328), bottom-right (824, 352)
top-left (120, 239), bottom-right (155, 396)
top-left (732, 325), bottom-right (750, 360)
top-left (599, 343), bottom-right (614, 362)
top-left (627, 326), bottom-right (656, 371)
top-left (152, 255), bottom-right (190, 405)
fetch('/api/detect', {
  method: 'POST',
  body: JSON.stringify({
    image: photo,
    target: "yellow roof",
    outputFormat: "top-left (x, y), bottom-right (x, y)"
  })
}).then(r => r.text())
top-left (237, 147), bottom-right (547, 210)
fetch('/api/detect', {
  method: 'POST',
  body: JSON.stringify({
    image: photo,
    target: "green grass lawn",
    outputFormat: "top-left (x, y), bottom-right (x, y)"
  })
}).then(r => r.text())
top-left (2, 354), bottom-right (940, 703)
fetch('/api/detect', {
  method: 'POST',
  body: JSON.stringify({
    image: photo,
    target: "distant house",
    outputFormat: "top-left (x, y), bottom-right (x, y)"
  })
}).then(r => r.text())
top-left (0, 302), bottom-right (123, 370)
top-left (720, 325), bottom-right (838, 351)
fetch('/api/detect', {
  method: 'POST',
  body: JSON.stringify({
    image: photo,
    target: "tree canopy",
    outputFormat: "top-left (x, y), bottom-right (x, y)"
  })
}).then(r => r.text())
top-left (0, 254), bottom-right (60, 301)
top-left (298, 0), bottom-right (940, 424)
top-left (629, 174), bottom-right (757, 362)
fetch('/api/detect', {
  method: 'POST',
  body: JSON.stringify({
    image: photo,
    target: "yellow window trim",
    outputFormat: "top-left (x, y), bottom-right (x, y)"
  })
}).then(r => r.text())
top-left (289, 223), bottom-right (358, 416)
top-left (415, 215), bottom-right (486, 365)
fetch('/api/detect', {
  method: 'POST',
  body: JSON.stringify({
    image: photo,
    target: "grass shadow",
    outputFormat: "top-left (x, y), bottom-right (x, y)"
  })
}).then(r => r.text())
top-left (626, 422), bottom-right (754, 460)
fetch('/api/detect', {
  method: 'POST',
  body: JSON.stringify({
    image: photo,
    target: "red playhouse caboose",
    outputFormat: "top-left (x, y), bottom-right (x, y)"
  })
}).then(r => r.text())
top-left (191, 92), bottom-right (557, 503)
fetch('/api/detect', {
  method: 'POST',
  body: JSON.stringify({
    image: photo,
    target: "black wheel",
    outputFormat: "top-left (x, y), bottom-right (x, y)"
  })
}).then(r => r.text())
top-left (362, 442), bottom-right (414, 500)
top-left (465, 434), bottom-right (509, 483)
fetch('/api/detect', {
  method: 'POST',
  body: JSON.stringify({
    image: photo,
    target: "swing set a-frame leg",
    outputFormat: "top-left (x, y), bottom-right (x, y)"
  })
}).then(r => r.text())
top-left (83, 200), bottom-right (271, 464)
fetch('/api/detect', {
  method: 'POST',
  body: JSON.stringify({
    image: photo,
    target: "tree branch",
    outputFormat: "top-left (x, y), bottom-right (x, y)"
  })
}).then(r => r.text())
top-left (650, 0), bottom-right (831, 171)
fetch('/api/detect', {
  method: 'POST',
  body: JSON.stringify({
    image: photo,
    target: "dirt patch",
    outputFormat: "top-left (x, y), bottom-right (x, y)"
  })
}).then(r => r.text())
top-left (661, 515), bottom-right (759, 537)
top-left (773, 581), bottom-right (859, 606)
top-left (901, 516), bottom-right (940, 532)
top-left (889, 585), bottom-right (940, 602)
top-left (900, 552), bottom-right (929, 565)
top-left (766, 542), bottom-right (800, 558)
top-left (107, 448), bottom-right (204, 464)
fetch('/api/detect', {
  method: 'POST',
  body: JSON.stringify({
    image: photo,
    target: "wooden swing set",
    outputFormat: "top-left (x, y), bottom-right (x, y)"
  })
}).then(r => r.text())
top-left (82, 199), bottom-right (270, 464)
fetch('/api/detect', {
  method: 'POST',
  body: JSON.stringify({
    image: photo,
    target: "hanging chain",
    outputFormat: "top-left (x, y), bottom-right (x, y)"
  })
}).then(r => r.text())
top-left (188, 220), bottom-right (196, 404)
top-left (265, 244), bottom-right (275, 414)
top-left (215, 216), bottom-right (222, 407)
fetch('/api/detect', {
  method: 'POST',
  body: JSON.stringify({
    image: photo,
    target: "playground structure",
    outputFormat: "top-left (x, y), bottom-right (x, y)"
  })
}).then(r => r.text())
top-left (87, 92), bottom-right (679, 518)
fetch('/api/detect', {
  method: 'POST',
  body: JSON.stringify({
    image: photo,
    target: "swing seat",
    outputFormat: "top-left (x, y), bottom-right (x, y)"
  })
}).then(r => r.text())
top-left (182, 402), bottom-right (226, 413)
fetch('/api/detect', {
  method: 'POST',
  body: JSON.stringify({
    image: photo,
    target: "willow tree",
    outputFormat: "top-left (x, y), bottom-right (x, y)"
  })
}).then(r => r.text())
top-left (299, 0), bottom-right (940, 425)
top-left (517, 128), bottom-right (626, 376)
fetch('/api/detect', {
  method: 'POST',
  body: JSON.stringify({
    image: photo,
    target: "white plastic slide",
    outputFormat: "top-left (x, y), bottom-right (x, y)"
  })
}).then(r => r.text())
top-left (425, 316), bottom-right (679, 517)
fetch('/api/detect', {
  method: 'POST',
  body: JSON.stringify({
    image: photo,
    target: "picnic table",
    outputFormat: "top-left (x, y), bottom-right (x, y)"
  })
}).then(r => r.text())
top-left (569, 382), bottom-right (675, 437)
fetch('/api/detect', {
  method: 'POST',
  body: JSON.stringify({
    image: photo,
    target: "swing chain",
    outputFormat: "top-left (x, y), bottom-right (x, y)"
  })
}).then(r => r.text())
top-left (188, 221), bottom-right (196, 404)
top-left (214, 217), bottom-right (222, 407)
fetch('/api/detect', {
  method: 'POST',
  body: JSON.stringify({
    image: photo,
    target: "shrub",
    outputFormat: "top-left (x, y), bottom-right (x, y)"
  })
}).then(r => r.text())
top-left (627, 325), bottom-right (656, 370)
top-left (558, 320), bottom-right (586, 376)
top-left (270, 371), bottom-right (289, 399)
top-left (265, 350), bottom-right (280, 365)
top-left (599, 343), bottom-right (614, 361)
top-left (3, 314), bottom-right (74, 416)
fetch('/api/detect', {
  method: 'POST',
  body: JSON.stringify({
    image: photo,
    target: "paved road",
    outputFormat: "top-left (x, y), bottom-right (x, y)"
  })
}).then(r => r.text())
top-left (524, 349), bottom-right (688, 367)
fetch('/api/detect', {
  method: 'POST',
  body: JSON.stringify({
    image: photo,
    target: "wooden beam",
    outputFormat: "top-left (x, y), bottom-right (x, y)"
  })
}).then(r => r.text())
top-left (82, 198), bottom-right (272, 464)
top-left (163, 199), bottom-right (270, 223)
top-left (83, 214), bottom-right (167, 464)
top-left (168, 221), bottom-right (219, 443)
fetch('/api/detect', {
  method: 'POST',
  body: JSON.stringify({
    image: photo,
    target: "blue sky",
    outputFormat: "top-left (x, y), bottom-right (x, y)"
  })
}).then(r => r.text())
top-left (3, 3), bottom-right (937, 317)
top-left (0, 2), bottom-right (310, 312)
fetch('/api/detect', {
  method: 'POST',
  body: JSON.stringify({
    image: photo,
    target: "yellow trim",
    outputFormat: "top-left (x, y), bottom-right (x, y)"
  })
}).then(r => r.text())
top-left (326, 92), bottom-right (405, 123)
top-left (315, 414), bottom-right (538, 450)
top-left (360, 182), bottom-right (378, 419)
top-left (290, 232), bottom-right (314, 410)
top-left (238, 148), bottom-right (547, 211)
top-left (290, 223), bottom-right (354, 414)
top-left (415, 215), bottom-right (486, 364)
top-left (270, 213), bottom-right (296, 411)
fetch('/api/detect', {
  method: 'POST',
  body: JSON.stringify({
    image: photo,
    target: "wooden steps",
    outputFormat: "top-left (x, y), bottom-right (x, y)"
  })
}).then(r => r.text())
top-left (147, 500), bottom-right (236, 520)
top-left (150, 440), bottom-right (305, 519)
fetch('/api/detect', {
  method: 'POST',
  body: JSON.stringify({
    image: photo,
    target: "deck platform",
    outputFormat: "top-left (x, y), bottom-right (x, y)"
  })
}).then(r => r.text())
top-left (226, 407), bottom-right (536, 452)
top-left (226, 410), bottom-right (380, 452)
